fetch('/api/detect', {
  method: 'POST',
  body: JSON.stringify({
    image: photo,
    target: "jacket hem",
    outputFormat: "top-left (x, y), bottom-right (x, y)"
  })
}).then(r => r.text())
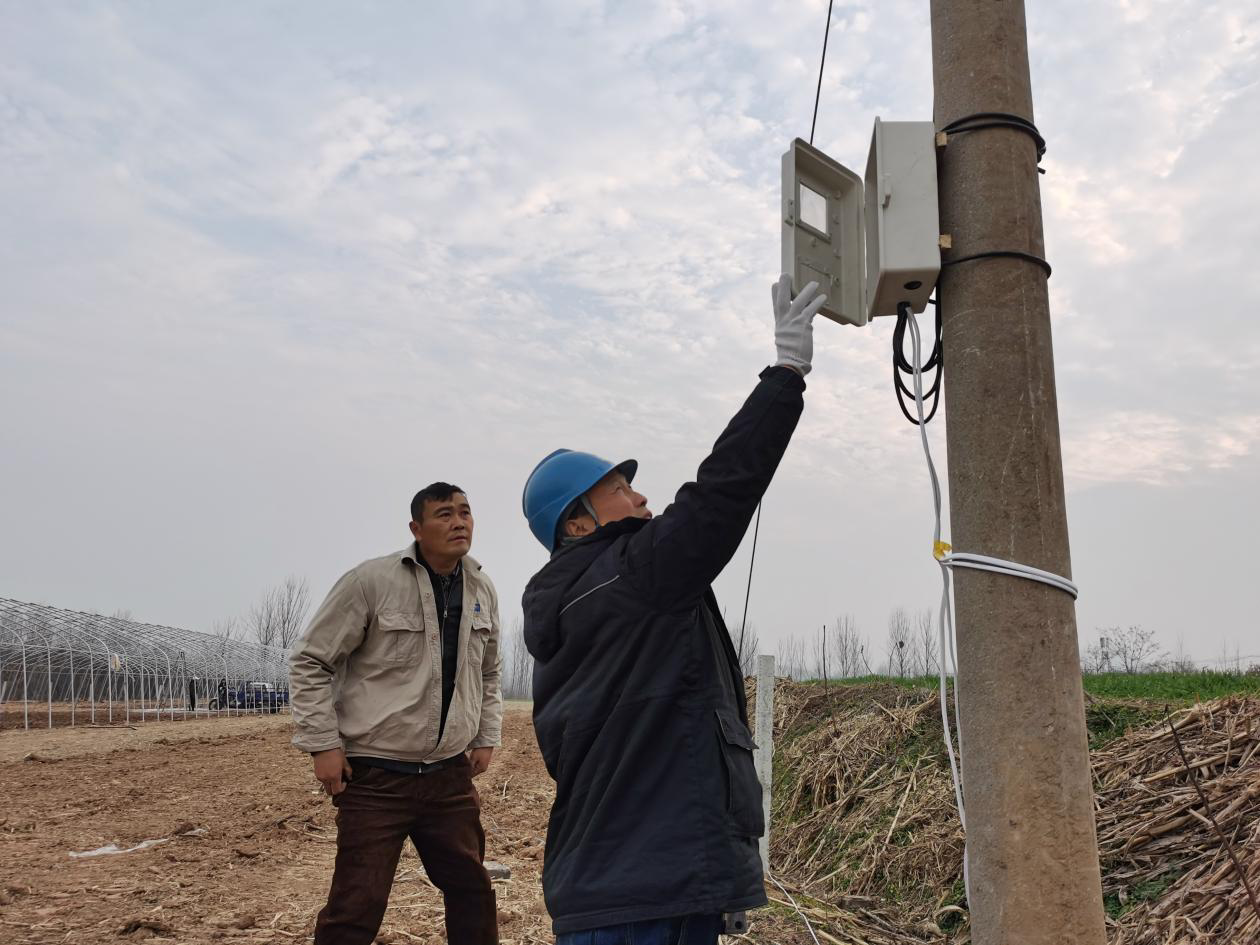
top-left (550, 889), bottom-right (769, 934)
top-left (340, 739), bottom-right (454, 764)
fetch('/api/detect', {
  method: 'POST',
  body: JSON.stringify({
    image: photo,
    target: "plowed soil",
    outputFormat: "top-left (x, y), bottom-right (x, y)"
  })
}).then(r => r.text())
top-left (0, 707), bottom-right (814, 945)
top-left (0, 706), bottom-right (554, 945)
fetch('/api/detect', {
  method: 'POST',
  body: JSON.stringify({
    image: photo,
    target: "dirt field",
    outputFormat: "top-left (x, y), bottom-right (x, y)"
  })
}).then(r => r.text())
top-left (0, 705), bottom-right (556, 945)
top-left (0, 705), bottom-right (816, 945)
top-left (0, 702), bottom-right (283, 733)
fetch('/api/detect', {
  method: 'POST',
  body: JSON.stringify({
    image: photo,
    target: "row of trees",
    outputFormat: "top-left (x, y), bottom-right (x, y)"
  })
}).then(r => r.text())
top-left (210, 584), bottom-right (1250, 692)
top-left (212, 576), bottom-right (312, 654)
top-left (769, 609), bottom-right (943, 681)
top-left (1081, 625), bottom-right (1259, 675)
top-left (500, 609), bottom-right (948, 697)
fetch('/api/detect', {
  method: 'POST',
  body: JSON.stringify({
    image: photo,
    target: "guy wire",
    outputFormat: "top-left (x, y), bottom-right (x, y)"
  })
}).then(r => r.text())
top-left (809, 0), bottom-right (836, 146)
top-left (742, 0), bottom-right (832, 672)
top-left (737, 500), bottom-right (762, 664)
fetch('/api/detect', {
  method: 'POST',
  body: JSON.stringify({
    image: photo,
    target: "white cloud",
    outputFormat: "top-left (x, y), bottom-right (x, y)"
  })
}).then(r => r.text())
top-left (1, 0), bottom-right (1258, 664)
top-left (1064, 411), bottom-right (1260, 486)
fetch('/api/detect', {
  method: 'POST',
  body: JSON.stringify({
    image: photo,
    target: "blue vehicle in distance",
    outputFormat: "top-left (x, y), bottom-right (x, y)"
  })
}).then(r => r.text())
top-left (208, 680), bottom-right (289, 713)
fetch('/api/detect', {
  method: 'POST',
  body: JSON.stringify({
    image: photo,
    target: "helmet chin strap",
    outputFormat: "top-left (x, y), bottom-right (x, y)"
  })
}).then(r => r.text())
top-left (579, 494), bottom-right (601, 527)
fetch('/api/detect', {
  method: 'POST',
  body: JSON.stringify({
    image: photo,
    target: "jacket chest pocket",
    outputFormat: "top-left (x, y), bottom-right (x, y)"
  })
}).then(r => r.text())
top-left (377, 611), bottom-right (424, 664)
top-left (715, 708), bottom-right (764, 837)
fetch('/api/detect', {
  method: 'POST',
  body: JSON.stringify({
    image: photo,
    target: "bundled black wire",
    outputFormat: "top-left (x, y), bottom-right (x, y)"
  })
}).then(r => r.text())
top-left (893, 300), bottom-right (942, 425)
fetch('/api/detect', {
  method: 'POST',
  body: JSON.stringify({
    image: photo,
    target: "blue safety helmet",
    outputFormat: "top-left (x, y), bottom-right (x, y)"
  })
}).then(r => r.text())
top-left (522, 449), bottom-right (638, 551)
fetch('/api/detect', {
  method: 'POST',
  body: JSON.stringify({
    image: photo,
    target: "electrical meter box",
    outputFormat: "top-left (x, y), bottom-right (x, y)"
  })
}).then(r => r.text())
top-left (781, 138), bottom-right (866, 327)
top-left (864, 118), bottom-right (941, 319)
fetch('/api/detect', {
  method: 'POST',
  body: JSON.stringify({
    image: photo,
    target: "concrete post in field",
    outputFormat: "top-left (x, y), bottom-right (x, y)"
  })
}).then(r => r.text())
top-left (753, 654), bottom-right (775, 873)
top-left (929, 2), bottom-right (1106, 942)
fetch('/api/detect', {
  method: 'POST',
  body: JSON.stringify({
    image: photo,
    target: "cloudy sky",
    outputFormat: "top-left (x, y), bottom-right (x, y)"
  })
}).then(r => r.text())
top-left (2, 0), bottom-right (1257, 669)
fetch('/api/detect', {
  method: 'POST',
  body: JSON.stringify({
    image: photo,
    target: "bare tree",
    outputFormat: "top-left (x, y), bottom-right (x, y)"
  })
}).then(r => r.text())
top-left (886, 608), bottom-right (912, 677)
top-left (735, 622), bottom-right (760, 679)
top-left (1106, 625), bottom-right (1166, 674)
top-left (1219, 640), bottom-right (1244, 674)
top-left (776, 633), bottom-right (807, 681)
top-left (831, 615), bottom-right (864, 678)
top-left (206, 617), bottom-right (239, 697)
top-left (915, 609), bottom-right (938, 676)
top-left (211, 617), bottom-right (238, 641)
top-left (1166, 632), bottom-right (1196, 673)
top-left (501, 618), bottom-right (534, 700)
top-left (813, 624), bottom-right (829, 682)
top-left (1081, 638), bottom-right (1106, 674)
top-left (248, 576), bottom-right (311, 651)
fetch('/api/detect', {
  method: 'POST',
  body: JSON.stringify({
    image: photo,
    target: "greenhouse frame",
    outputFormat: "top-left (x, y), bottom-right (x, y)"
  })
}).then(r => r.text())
top-left (0, 598), bottom-right (290, 730)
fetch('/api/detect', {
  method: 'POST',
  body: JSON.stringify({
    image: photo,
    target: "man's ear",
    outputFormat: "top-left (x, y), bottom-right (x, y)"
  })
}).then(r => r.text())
top-left (563, 515), bottom-right (595, 538)
top-left (408, 519), bottom-right (422, 540)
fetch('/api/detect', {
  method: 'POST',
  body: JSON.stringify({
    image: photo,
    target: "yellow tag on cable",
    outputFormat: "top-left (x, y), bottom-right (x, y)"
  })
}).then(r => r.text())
top-left (933, 540), bottom-right (952, 561)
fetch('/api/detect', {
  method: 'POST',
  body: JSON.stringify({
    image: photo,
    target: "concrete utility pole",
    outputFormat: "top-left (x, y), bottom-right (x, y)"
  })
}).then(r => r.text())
top-left (929, 3), bottom-right (1107, 944)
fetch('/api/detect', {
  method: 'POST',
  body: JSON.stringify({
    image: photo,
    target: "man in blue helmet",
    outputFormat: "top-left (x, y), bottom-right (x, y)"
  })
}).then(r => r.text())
top-left (520, 276), bottom-right (826, 943)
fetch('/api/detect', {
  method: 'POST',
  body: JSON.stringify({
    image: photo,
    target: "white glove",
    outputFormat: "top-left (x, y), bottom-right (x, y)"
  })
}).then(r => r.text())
top-left (772, 274), bottom-right (827, 376)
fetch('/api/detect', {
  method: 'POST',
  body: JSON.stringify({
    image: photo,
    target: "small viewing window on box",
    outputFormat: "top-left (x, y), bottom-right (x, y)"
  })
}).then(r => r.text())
top-left (798, 183), bottom-right (830, 238)
top-left (781, 137), bottom-right (864, 325)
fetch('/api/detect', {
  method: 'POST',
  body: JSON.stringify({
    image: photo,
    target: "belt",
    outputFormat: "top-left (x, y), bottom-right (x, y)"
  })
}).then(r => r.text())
top-left (349, 754), bottom-right (463, 776)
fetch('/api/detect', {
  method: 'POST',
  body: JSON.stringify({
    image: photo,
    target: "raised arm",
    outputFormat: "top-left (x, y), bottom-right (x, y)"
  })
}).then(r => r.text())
top-left (620, 277), bottom-right (825, 609)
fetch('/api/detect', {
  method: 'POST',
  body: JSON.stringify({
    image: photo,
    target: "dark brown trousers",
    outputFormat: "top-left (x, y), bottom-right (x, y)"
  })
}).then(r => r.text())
top-left (314, 757), bottom-right (498, 945)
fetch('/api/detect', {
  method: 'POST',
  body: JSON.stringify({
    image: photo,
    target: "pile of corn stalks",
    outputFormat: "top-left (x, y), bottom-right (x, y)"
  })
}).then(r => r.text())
top-left (757, 681), bottom-right (1260, 945)
top-left (1096, 697), bottom-right (1260, 944)
top-left (761, 681), bottom-right (966, 945)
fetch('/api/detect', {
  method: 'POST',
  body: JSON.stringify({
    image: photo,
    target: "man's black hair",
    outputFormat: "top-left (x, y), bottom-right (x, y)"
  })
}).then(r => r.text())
top-left (410, 482), bottom-right (467, 522)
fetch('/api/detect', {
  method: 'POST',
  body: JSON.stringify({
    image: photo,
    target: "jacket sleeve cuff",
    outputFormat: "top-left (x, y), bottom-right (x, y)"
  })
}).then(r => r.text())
top-left (760, 364), bottom-right (807, 390)
top-left (468, 733), bottom-right (501, 749)
top-left (292, 732), bottom-right (344, 754)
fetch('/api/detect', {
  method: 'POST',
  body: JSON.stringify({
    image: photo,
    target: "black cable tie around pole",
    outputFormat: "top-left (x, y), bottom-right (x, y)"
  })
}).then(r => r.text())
top-left (939, 111), bottom-right (1047, 159)
top-left (942, 249), bottom-right (1052, 279)
top-left (939, 111), bottom-right (1048, 173)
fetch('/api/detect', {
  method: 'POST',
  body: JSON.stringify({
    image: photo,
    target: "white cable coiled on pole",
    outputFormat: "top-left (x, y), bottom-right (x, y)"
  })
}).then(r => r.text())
top-left (902, 306), bottom-right (1078, 899)
top-left (939, 551), bottom-right (1078, 599)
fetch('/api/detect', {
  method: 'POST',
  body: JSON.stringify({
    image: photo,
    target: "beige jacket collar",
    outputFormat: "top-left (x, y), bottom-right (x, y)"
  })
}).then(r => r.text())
top-left (399, 543), bottom-right (482, 574)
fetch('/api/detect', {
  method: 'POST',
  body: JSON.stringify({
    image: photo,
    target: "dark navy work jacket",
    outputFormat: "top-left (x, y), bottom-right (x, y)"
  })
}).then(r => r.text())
top-left (522, 366), bottom-right (806, 933)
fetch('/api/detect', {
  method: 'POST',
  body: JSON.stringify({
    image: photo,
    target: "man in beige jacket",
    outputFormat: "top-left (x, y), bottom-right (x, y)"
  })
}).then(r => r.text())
top-left (290, 482), bottom-right (502, 945)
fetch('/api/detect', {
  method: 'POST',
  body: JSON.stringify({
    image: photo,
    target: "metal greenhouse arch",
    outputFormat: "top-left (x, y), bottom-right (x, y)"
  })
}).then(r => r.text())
top-left (0, 598), bottom-right (290, 730)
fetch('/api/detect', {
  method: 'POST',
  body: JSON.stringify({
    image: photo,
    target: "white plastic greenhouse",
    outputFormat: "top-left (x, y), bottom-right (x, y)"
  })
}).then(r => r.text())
top-left (0, 598), bottom-right (290, 730)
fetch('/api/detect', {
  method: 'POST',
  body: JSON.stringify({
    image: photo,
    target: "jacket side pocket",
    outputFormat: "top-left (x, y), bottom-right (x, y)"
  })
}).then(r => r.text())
top-left (714, 708), bottom-right (765, 837)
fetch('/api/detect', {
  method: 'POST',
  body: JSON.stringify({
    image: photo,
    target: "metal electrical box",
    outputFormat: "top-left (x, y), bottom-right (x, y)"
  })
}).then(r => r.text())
top-left (864, 118), bottom-right (941, 319)
top-left (781, 138), bottom-right (866, 327)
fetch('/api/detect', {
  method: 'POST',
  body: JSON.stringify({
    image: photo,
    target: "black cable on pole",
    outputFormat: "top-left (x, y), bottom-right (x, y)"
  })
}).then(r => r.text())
top-left (736, 500), bottom-right (762, 665)
top-left (940, 112), bottom-right (1046, 160)
top-left (942, 249), bottom-right (1052, 278)
top-left (893, 301), bottom-right (944, 426)
top-left (939, 111), bottom-right (1048, 173)
top-left (809, 0), bottom-right (835, 146)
